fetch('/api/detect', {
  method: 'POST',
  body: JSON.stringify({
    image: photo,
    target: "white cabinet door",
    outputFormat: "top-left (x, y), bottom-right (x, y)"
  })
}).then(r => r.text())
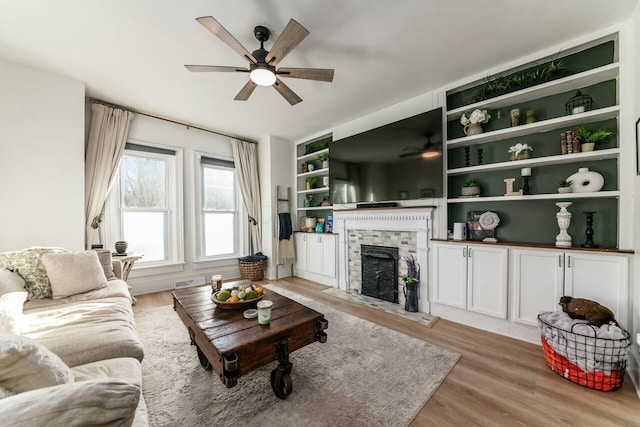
top-left (467, 245), bottom-right (509, 319)
top-left (511, 248), bottom-right (564, 326)
top-left (307, 235), bottom-right (324, 275)
top-left (564, 251), bottom-right (629, 328)
top-left (320, 235), bottom-right (337, 278)
top-left (294, 234), bottom-right (308, 272)
top-left (432, 243), bottom-right (467, 309)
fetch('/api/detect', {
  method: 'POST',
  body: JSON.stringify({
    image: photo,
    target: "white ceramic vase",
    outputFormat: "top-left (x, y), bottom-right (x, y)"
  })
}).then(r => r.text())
top-left (555, 202), bottom-right (572, 247)
top-left (566, 167), bottom-right (604, 193)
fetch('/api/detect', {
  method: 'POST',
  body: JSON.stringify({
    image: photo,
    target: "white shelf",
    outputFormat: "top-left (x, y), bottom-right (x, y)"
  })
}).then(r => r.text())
top-left (297, 147), bottom-right (329, 162)
top-left (447, 191), bottom-right (620, 203)
top-left (446, 63), bottom-right (619, 120)
top-left (297, 167), bottom-right (329, 178)
top-left (297, 206), bottom-right (333, 211)
top-left (447, 148), bottom-right (619, 175)
top-left (446, 106), bottom-right (619, 149)
top-left (297, 187), bottom-right (329, 195)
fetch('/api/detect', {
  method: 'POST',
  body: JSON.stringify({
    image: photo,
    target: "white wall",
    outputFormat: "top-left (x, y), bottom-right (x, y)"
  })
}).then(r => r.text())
top-left (120, 114), bottom-right (244, 295)
top-left (258, 135), bottom-right (295, 279)
top-left (0, 59), bottom-right (85, 252)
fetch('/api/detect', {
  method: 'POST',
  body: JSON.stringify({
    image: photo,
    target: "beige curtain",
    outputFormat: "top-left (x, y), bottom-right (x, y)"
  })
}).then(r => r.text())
top-left (85, 103), bottom-right (134, 249)
top-left (231, 139), bottom-right (262, 253)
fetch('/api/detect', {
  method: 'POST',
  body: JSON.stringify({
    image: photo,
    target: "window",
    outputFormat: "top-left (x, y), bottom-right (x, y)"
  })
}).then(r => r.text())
top-left (197, 156), bottom-right (244, 260)
top-left (105, 143), bottom-right (183, 266)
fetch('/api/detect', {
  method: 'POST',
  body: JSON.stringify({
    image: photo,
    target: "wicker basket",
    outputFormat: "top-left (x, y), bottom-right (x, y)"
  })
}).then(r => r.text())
top-left (238, 259), bottom-right (265, 281)
top-left (538, 314), bottom-right (630, 391)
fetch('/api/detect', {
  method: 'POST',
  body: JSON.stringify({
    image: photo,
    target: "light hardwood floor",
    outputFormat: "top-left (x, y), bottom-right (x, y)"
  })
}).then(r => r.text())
top-left (133, 277), bottom-right (640, 426)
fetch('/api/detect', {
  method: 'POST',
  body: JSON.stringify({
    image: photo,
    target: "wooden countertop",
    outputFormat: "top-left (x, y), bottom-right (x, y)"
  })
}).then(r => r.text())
top-left (431, 238), bottom-right (634, 254)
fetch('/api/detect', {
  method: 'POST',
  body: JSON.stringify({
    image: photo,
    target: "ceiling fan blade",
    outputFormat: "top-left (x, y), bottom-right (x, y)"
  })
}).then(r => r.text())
top-left (265, 19), bottom-right (309, 66)
top-left (277, 67), bottom-right (334, 82)
top-left (196, 16), bottom-right (257, 63)
top-left (234, 80), bottom-right (257, 101)
top-left (185, 65), bottom-right (249, 73)
top-left (273, 78), bottom-right (302, 105)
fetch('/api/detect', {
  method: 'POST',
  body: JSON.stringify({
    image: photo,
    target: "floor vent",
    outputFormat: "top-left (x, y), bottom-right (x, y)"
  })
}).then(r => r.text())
top-left (174, 277), bottom-right (206, 288)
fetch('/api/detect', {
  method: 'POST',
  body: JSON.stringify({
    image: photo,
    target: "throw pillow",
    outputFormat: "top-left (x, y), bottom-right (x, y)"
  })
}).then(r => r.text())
top-left (0, 291), bottom-right (28, 335)
top-left (41, 251), bottom-right (108, 299)
top-left (0, 269), bottom-right (26, 297)
top-left (94, 249), bottom-right (116, 281)
top-left (0, 334), bottom-right (74, 393)
top-left (0, 247), bottom-right (67, 300)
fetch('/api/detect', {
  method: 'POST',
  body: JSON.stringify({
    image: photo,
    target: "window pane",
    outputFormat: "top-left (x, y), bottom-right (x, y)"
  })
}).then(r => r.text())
top-left (203, 167), bottom-right (234, 210)
top-left (122, 156), bottom-right (167, 208)
top-left (123, 211), bottom-right (167, 262)
top-left (204, 213), bottom-right (235, 256)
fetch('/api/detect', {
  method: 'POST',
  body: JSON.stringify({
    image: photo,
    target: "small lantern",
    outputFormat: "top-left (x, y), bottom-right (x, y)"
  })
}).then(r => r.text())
top-left (565, 90), bottom-right (593, 115)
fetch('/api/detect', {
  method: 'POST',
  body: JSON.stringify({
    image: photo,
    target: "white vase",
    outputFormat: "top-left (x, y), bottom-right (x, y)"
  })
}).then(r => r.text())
top-left (322, 160), bottom-right (329, 169)
top-left (463, 123), bottom-right (483, 136)
top-left (555, 202), bottom-right (572, 247)
top-left (581, 142), bottom-right (595, 152)
top-left (566, 167), bottom-right (604, 193)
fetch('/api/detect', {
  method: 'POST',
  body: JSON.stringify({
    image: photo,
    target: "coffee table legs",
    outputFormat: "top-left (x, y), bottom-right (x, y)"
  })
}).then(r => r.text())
top-left (271, 338), bottom-right (293, 400)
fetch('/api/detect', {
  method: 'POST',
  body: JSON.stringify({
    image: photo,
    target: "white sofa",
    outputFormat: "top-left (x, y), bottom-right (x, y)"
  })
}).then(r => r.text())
top-left (0, 248), bottom-right (147, 426)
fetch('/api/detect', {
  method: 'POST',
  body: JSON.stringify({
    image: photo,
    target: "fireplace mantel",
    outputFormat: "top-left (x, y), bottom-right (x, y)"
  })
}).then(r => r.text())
top-left (333, 206), bottom-right (434, 313)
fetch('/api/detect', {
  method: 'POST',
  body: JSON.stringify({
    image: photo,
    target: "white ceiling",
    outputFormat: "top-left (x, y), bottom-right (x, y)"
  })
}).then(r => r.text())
top-left (0, 0), bottom-right (637, 142)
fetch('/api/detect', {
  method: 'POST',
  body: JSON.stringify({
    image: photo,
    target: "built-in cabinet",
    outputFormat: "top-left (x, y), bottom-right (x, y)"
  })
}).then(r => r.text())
top-left (431, 240), bottom-right (631, 343)
top-left (444, 35), bottom-right (622, 248)
top-left (512, 248), bottom-right (629, 328)
top-left (433, 242), bottom-right (509, 319)
top-left (295, 135), bottom-right (333, 228)
top-left (294, 232), bottom-right (338, 287)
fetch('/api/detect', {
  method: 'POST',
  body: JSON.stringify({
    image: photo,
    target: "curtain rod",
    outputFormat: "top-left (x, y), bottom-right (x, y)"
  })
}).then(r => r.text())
top-left (87, 97), bottom-right (257, 144)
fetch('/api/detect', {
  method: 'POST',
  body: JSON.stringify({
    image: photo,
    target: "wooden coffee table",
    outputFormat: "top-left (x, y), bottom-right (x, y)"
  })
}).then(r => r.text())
top-left (172, 281), bottom-right (328, 399)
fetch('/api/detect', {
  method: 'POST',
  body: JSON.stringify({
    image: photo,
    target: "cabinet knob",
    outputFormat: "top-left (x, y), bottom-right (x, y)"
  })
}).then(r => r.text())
top-left (558, 255), bottom-right (562, 268)
top-left (567, 256), bottom-right (571, 268)
top-left (463, 247), bottom-right (467, 257)
top-left (468, 247), bottom-right (472, 258)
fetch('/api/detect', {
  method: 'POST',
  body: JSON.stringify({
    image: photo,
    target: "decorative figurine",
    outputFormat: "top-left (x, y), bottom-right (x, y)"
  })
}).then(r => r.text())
top-left (555, 202), bottom-right (573, 248)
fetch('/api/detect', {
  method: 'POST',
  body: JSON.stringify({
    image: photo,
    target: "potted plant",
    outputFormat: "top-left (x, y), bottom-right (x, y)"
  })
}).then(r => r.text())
top-left (401, 255), bottom-right (420, 312)
top-left (317, 152), bottom-right (329, 169)
top-left (508, 143), bottom-right (533, 161)
top-left (558, 179), bottom-right (572, 194)
top-left (305, 176), bottom-right (317, 190)
top-left (575, 124), bottom-right (615, 152)
top-left (461, 179), bottom-right (481, 197)
top-left (460, 109), bottom-right (491, 136)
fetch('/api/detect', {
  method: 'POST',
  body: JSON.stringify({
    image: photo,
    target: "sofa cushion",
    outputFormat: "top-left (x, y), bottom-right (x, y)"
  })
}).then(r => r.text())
top-left (0, 291), bottom-right (27, 335)
top-left (41, 251), bottom-right (108, 299)
top-left (94, 250), bottom-right (117, 281)
top-left (0, 247), bottom-right (67, 300)
top-left (0, 269), bottom-right (26, 297)
top-left (22, 284), bottom-right (144, 367)
top-left (0, 334), bottom-right (74, 393)
top-left (0, 378), bottom-right (140, 427)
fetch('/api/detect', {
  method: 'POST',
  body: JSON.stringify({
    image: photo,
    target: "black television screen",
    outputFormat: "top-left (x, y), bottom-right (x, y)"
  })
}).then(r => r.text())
top-left (329, 108), bottom-right (443, 204)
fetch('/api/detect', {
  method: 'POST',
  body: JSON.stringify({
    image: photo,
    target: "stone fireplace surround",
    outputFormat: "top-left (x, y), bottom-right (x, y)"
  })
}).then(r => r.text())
top-left (333, 207), bottom-right (434, 314)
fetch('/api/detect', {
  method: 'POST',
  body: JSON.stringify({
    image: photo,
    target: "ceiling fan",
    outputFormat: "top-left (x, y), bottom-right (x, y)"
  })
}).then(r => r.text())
top-left (400, 134), bottom-right (442, 159)
top-left (185, 16), bottom-right (334, 105)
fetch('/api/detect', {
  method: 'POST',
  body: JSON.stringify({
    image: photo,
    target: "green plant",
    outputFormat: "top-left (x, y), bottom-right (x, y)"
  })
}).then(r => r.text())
top-left (305, 176), bottom-right (318, 188)
top-left (558, 179), bottom-right (572, 188)
top-left (463, 179), bottom-right (479, 187)
top-left (316, 152), bottom-right (329, 162)
top-left (576, 124), bottom-right (615, 144)
top-left (472, 58), bottom-right (566, 102)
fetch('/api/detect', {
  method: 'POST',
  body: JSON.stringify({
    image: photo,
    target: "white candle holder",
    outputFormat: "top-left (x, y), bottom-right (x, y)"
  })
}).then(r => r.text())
top-left (555, 202), bottom-right (573, 247)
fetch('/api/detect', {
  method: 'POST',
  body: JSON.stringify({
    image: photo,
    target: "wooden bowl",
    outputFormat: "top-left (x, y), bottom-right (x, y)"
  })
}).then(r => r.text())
top-left (212, 290), bottom-right (264, 310)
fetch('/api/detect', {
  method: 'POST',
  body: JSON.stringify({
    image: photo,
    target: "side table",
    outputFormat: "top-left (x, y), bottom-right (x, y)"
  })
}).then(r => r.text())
top-left (113, 253), bottom-right (143, 303)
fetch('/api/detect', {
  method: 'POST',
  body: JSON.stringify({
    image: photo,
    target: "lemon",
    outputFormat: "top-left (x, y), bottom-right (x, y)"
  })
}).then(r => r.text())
top-left (228, 296), bottom-right (239, 303)
top-left (255, 287), bottom-right (264, 295)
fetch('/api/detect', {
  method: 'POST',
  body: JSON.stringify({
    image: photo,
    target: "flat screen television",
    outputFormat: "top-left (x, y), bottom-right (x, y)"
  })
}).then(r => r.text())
top-left (329, 108), bottom-right (443, 204)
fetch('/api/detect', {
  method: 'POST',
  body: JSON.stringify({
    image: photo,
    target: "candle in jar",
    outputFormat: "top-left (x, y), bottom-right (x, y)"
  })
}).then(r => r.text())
top-left (521, 168), bottom-right (532, 177)
top-left (257, 300), bottom-right (273, 325)
top-left (572, 106), bottom-right (585, 114)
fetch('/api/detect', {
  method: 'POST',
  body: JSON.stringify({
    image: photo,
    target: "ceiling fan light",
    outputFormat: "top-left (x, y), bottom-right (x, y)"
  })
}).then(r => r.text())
top-left (421, 151), bottom-right (441, 159)
top-left (250, 68), bottom-right (276, 86)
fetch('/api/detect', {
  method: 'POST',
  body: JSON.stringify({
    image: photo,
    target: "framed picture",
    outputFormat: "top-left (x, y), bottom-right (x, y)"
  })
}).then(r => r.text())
top-left (466, 210), bottom-right (493, 241)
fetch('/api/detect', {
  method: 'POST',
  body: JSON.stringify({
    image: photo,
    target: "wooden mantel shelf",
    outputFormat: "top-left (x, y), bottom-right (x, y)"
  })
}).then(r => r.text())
top-left (333, 205), bottom-right (436, 213)
top-left (431, 238), bottom-right (634, 254)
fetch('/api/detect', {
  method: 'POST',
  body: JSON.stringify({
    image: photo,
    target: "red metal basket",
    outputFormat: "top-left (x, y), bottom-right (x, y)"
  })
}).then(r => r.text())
top-left (538, 314), bottom-right (630, 391)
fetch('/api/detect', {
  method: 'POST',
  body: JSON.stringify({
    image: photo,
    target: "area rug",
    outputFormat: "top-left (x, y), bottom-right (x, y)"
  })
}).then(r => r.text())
top-left (321, 286), bottom-right (439, 327)
top-left (136, 285), bottom-right (459, 427)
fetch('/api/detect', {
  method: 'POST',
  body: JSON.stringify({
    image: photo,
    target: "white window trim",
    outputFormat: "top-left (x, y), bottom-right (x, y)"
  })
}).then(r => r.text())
top-left (193, 151), bottom-right (247, 263)
top-left (103, 139), bottom-right (184, 268)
